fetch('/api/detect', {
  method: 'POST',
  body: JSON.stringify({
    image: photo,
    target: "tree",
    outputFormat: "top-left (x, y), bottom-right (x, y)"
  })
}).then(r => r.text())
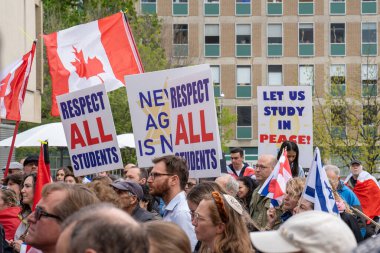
top-left (314, 61), bottom-right (380, 174)
top-left (17, 0), bottom-right (168, 165)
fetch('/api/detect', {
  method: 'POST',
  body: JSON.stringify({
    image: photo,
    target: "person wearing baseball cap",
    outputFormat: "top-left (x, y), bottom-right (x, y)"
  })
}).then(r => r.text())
top-left (345, 159), bottom-right (380, 238)
top-left (2, 162), bottom-right (23, 175)
top-left (23, 155), bottom-right (39, 174)
top-left (111, 179), bottom-right (157, 222)
top-left (250, 211), bottom-right (357, 253)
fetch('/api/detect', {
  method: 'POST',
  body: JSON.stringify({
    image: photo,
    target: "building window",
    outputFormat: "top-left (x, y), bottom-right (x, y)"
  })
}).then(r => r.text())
top-left (330, 23), bottom-right (345, 56)
top-left (331, 105), bottom-right (346, 138)
top-left (204, 0), bottom-right (219, 16)
top-left (173, 24), bottom-right (188, 57)
top-left (173, 0), bottom-right (188, 16)
top-left (236, 0), bottom-right (251, 16)
top-left (362, 0), bottom-right (377, 15)
top-left (236, 24), bottom-right (251, 57)
top-left (299, 65), bottom-right (314, 94)
top-left (330, 0), bottom-right (345, 15)
top-left (236, 66), bottom-right (251, 98)
top-left (267, 0), bottom-right (283, 15)
top-left (141, 0), bottom-right (157, 14)
top-left (361, 64), bottom-right (378, 97)
top-left (330, 64), bottom-right (346, 96)
top-left (362, 23), bottom-right (377, 56)
top-left (268, 24), bottom-right (282, 56)
top-left (237, 106), bottom-right (252, 139)
top-left (205, 24), bottom-right (220, 57)
top-left (211, 65), bottom-right (221, 97)
top-left (299, 23), bottom-right (314, 56)
top-left (299, 0), bottom-right (314, 15)
top-left (268, 65), bottom-right (282, 86)
top-left (362, 105), bottom-right (377, 137)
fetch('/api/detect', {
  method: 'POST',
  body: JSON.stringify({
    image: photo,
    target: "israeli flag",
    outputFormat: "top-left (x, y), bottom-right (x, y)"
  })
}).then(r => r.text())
top-left (303, 147), bottom-right (339, 215)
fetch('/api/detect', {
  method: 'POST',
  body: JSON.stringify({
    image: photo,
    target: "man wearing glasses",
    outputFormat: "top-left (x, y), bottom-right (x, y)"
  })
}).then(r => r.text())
top-left (147, 155), bottom-right (197, 251)
top-left (249, 154), bottom-right (281, 230)
top-left (24, 183), bottom-right (99, 253)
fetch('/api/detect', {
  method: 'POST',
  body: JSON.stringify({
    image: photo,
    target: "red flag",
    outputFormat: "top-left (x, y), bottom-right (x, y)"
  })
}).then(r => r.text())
top-left (0, 42), bottom-right (36, 121)
top-left (32, 142), bottom-right (51, 210)
top-left (345, 171), bottom-right (380, 220)
top-left (44, 12), bottom-right (144, 116)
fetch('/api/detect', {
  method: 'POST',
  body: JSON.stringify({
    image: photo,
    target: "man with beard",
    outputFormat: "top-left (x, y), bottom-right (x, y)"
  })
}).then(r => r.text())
top-left (147, 155), bottom-right (196, 250)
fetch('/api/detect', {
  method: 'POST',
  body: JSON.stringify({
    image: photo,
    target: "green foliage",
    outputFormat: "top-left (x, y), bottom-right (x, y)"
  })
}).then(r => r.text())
top-left (17, 0), bottom-right (168, 166)
top-left (314, 71), bottom-right (380, 174)
top-left (215, 99), bottom-right (237, 152)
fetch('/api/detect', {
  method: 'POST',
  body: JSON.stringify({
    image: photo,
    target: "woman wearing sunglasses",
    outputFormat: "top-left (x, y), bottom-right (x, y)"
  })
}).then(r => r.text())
top-left (192, 191), bottom-right (253, 253)
top-left (7, 173), bottom-right (36, 252)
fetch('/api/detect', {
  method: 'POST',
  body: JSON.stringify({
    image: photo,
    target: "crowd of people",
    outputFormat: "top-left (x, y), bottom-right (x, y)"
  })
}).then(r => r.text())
top-left (0, 140), bottom-right (379, 253)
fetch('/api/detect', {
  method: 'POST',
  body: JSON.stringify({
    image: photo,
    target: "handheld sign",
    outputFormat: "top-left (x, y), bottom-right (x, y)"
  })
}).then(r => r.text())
top-left (57, 84), bottom-right (123, 176)
top-left (125, 64), bottom-right (222, 178)
top-left (257, 86), bottom-right (313, 168)
top-left (169, 68), bottom-right (222, 178)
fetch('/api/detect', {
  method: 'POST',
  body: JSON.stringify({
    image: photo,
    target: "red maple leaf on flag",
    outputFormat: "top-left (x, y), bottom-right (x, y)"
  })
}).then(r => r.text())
top-left (71, 46), bottom-right (105, 82)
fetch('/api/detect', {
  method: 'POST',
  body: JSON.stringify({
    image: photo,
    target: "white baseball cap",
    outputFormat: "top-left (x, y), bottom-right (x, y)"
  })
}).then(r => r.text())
top-left (250, 211), bottom-right (357, 253)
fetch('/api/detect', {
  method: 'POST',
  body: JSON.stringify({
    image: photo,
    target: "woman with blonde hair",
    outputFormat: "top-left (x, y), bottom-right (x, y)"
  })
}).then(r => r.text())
top-left (193, 191), bottom-right (253, 253)
top-left (266, 177), bottom-right (305, 229)
top-left (144, 221), bottom-right (191, 253)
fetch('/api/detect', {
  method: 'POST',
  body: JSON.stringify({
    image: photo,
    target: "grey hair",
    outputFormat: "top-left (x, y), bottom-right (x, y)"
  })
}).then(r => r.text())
top-left (324, 165), bottom-right (340, 177)
top-left (226, 175), bottom-right (239, 196)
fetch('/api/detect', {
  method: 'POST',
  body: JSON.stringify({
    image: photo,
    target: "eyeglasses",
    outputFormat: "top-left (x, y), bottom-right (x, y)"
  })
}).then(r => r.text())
top-left (113, 188), bottom-right (134, 196)
top-left (190, 211), bottom-right (209, 223)
top-left (34, 206), bottom-right (62, 222)
top-left (254, 164), bottom-right (269, 170)
top-left (148, 172), bottom-right (174, 180)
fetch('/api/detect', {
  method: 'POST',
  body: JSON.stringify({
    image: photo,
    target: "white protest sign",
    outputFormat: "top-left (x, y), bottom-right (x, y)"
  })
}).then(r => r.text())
top-left (257, 86), bottom-right (313, 168)
top-left (125, 64), bottom-right (222, 178)
top-left (169, 68), bottom-right (222, 178)
top-left (57, 84), bottom-right (123, 176)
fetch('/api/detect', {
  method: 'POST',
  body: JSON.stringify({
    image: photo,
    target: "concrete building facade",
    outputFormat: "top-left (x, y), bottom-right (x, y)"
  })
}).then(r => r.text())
top-left (138, 0), bottom-right (380, 165)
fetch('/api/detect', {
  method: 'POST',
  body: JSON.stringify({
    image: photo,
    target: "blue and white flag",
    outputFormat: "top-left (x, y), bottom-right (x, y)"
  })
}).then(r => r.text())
top-left (302, 147), bottom-right (339, 215)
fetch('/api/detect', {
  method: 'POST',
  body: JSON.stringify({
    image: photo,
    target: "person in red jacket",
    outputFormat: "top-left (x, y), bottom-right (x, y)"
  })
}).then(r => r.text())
top-left (227, 147), bottom-right (255, 179)
top-left (0, 188), bottom-right (21, 240)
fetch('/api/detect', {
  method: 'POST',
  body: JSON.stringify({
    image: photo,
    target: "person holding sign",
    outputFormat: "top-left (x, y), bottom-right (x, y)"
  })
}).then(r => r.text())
top-left (277, 141), bottom-right (305, 178)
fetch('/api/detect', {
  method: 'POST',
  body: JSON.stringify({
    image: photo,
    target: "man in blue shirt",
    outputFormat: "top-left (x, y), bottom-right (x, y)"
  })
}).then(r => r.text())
top-left (325, 164), bottom-right (366, 237)
top-left (147, 155), bottom-right (196, 250)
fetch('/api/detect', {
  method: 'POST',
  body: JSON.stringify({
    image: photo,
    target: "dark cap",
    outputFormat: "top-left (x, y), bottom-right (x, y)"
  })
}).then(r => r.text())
top-left (111, 180), bottom-right (143, 200)
top-left (23, 156), bottom-right (39, 166)
top-left (350, 160), bottom-right (361, 166)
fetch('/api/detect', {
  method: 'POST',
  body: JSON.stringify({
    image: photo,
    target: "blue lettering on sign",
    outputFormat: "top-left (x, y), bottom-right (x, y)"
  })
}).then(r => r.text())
top-left (60, 91), bottom-right (105, 120)
top-left (175, 148), bottom-right (217, 171)
top-left (72, 147), bottom-right (119, 170)
top-left (170, 78), bottom-right (210, 109)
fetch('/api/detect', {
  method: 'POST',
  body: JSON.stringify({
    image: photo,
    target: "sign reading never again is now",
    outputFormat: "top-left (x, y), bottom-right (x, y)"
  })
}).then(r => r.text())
top-left (125, 64), bottom-right (222, 178)
top-left (57, 84), bottom-right (123, 176)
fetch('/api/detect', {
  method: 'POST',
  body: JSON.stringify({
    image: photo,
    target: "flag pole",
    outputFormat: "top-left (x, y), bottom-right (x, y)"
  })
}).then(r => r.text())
top-left (350, 206), bottom-right (380, 230)
top-left (4, 120), bottom-right (20, 178)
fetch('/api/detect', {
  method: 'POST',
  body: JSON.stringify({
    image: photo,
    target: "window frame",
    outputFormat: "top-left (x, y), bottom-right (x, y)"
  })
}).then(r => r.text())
top-left (267, 65), bottom-right (283, 86)
top-left (330, 64), bottom-right (346, 97)
top-left (236, 105), bottom-right (252, 140)
top-left (236, 65), bottom-right (252, 98)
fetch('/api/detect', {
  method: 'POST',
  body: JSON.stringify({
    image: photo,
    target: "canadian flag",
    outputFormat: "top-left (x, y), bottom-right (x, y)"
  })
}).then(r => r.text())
top-left (0, 42), bottom-right (36, 121)
top-left (44, 12), bottom-right (144, 116)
